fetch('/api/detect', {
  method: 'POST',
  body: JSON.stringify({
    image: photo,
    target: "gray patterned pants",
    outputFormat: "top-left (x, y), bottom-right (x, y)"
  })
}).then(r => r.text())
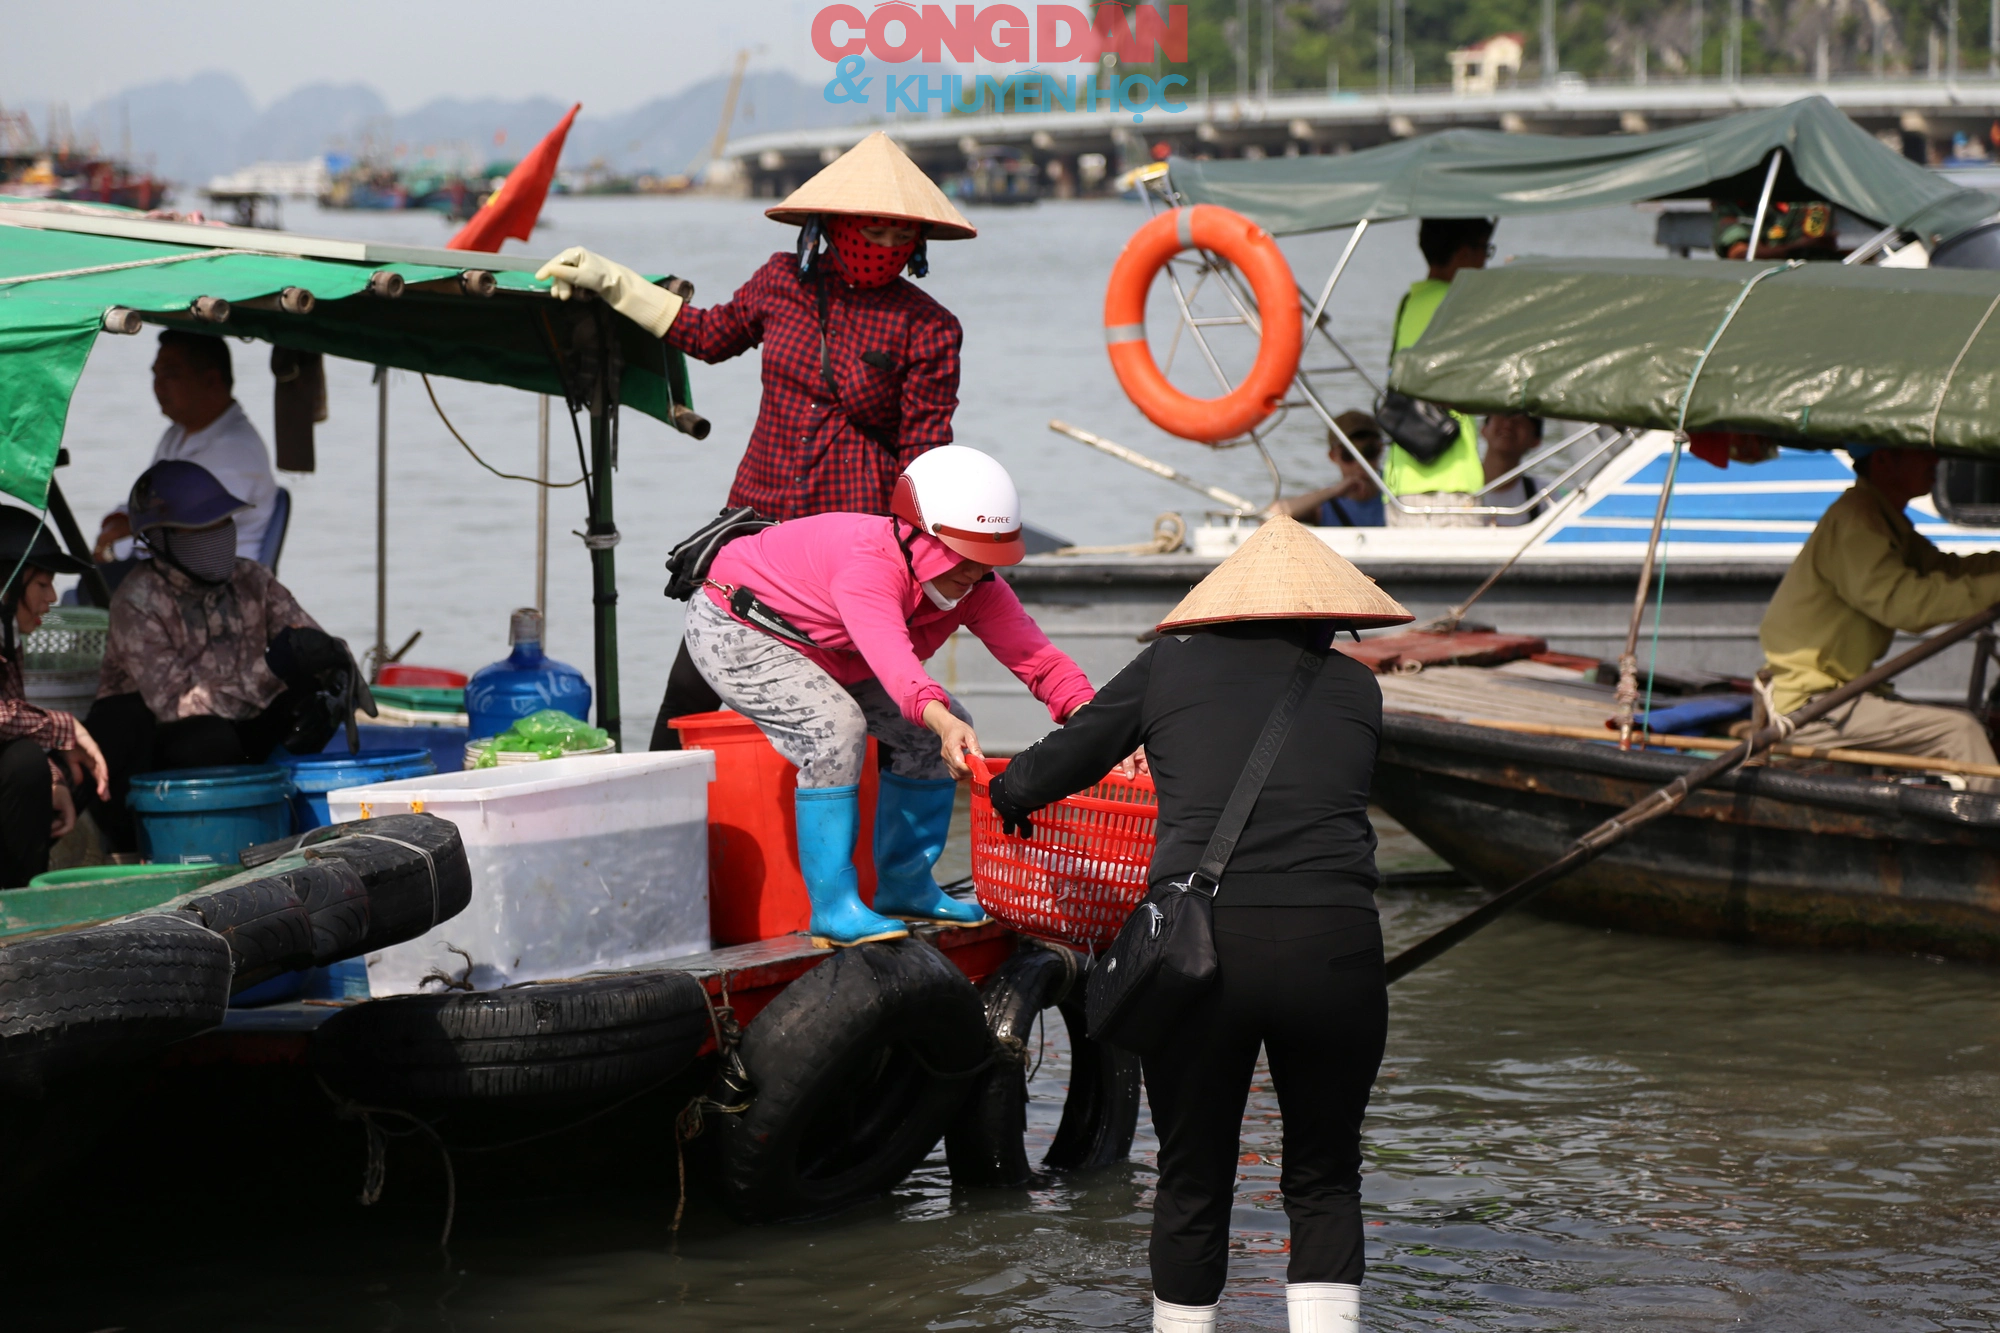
top-left (682, 595), bottom-right (973, 788)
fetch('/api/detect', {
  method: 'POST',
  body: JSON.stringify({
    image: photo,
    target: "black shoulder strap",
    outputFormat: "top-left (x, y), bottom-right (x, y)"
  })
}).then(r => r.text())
top-left (1388, 288), bottom-right (1413, 371)
top-left (1191, 645), bottom-right (1326, 894)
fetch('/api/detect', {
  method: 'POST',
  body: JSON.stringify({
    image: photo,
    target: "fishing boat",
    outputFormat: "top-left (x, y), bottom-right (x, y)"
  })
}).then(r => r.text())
top-left (0, 202), bottom-right (1133, 1229)
top-left (938, 97), bottom-right (2000, 752)
top-left (1358, 251), bottom-right (2000, 960)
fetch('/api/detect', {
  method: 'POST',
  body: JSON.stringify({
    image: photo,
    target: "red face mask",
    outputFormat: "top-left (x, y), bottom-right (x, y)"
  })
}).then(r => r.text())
top-left (827, 215), bottom-right (918, 289)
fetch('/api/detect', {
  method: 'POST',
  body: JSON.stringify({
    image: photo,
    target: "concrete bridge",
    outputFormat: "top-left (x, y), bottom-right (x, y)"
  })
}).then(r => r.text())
top-left (724, 76), bottom-right (2000, 199)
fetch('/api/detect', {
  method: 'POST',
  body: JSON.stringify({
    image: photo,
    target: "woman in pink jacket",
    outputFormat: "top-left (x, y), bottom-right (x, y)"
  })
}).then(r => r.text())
top-left (686, 446), bottom-right (1093, 947)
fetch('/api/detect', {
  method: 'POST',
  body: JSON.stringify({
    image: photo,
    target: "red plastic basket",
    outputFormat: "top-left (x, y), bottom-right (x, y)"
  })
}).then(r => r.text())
top-left (969, 754), bottom-right (1158, 950)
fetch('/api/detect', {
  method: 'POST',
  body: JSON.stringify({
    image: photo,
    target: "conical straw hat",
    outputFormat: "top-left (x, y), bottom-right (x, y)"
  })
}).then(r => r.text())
top-left (765, 131), bottom-right (977, 240)
top-left (1157, 516), bottom-right (1413, 632)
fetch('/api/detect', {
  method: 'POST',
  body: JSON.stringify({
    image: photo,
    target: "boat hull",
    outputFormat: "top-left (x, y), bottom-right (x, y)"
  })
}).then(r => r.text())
top-left (1372, 713), bottom-right (2000, 962)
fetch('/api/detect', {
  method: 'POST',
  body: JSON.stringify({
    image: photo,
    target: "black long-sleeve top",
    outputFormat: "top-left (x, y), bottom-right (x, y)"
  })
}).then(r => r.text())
top-left (989, 621), bottom-right (1382, 909)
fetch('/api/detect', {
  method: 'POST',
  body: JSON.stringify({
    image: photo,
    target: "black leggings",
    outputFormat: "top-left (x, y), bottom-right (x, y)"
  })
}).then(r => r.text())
top-left (0, 736), bottom-right (54, 888)
top-left (84, 692), bottom-right (303, 854)
top-left (1142, 904), bottom-right (1388, 1307)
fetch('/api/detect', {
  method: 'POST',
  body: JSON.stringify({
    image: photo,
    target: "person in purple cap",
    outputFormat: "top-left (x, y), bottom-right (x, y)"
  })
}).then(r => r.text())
top-left (83, 461), bottom-right (368, 852)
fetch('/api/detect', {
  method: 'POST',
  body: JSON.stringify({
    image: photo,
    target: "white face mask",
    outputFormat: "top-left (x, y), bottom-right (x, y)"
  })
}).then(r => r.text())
top-left (921, 579), bottom-right (962, 610)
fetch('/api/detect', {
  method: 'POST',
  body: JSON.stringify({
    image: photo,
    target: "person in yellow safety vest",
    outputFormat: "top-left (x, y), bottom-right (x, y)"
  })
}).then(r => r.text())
top-left (1384, 218), bottom-right (1495, 526)
top-left (1759, 446), bottom-right (2000, 793)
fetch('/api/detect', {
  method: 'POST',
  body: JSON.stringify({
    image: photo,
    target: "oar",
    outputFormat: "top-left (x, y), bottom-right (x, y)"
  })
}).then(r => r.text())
top-left (1385, 600), bottom-right (2000, 983)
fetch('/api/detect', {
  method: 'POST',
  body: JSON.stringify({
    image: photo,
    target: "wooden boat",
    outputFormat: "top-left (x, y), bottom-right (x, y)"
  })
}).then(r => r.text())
top-left (1366, 645), bottom-right (2000, 961)
top-left (1, 915), bottom-right (1135, 1232)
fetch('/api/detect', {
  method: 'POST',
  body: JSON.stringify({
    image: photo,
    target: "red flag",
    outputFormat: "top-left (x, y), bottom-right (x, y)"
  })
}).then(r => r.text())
top-left (447, 103), bottom-right (579, 253)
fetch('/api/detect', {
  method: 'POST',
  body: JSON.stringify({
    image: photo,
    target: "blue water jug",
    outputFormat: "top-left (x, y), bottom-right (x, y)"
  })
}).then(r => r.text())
top-left (465, 608), bottom-right (592, 740)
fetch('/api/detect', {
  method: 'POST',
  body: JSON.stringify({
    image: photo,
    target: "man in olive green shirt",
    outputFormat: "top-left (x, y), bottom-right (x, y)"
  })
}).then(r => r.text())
top-left (1760, 448), bottom-right (2000, 789)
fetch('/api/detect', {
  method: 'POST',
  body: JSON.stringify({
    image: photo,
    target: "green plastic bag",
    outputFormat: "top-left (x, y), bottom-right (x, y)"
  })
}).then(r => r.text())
top-left (474, 710), bottom-right (612, 767)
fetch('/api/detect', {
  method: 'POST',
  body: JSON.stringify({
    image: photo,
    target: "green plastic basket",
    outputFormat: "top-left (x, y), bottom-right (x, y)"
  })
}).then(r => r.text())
top-left (22, 607), bottom-right (108, 674)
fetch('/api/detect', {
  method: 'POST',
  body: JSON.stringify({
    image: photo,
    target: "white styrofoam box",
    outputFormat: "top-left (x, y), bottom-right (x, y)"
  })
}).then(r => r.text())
top-left (327, 750), bottom-right (717, 995)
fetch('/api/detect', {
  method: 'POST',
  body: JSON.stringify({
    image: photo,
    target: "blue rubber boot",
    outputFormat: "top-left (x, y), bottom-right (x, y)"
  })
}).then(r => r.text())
top-left (871, 772), bottom-right (988, 926)
top-left (796, 785), bottom-right (908, 948)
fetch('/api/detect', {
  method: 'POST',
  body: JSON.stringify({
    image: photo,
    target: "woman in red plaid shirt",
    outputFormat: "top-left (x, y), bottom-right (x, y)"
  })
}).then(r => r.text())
top-left (537, 132), bottom-right (982, 749)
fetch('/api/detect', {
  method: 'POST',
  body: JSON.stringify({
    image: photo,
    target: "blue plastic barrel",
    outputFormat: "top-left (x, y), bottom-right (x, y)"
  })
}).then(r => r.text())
top-left (277, 748), bottom-right (437, 830)
top-left (127, 765), bottom-right (295, 864)
top-left (466, 608), bottom-right (591, 740)
top-left (322, 723), bottom-right (470, 779)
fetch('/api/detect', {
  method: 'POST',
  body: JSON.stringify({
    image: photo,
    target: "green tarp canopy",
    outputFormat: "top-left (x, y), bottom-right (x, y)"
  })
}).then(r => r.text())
top-left (1386, 256), bottom-right (2000, 453)
top-left (1170, 97), bottom-right (1998, 246)
top-left (0, 203), bottom-right (692, 507)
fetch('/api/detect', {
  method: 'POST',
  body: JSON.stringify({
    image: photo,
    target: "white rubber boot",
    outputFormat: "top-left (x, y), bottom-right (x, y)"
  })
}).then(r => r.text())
top-left (1153, 1296), bottom-right (1219, 1332)
top-left (1287, 1282), bottom-right (1362, 1332)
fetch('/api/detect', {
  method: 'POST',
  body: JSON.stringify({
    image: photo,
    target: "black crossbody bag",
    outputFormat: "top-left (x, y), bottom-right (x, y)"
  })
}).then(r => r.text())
top-left (1085, 645), bottom-right (1326, 1056)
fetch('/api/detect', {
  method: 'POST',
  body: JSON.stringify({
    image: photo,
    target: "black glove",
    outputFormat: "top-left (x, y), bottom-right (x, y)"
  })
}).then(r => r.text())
top-left (987, 770), bottom-right (1035, 841)
top-left (267, 628), bottom-right (378, 754)
top-left (266, 626), bottom-right (348, 686)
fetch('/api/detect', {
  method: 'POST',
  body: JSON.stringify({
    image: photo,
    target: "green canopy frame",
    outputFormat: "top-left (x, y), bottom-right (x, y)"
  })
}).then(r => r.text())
top-left (0, 202), bottom-right (705, 747)
top-left (1115, 97), bottom-right (2000, 522)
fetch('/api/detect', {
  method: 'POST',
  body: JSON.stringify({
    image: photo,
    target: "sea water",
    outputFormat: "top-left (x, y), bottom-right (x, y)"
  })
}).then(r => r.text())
top-left (9, 815), bottom-right (1999, 1329)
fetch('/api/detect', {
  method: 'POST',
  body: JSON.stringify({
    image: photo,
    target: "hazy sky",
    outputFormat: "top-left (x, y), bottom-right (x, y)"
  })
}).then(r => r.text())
top-left (1, 0), bottom-right (836, 112)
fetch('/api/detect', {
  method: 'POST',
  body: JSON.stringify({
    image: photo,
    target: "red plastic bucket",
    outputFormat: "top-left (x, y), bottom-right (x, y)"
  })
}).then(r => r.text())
top-left (669, 709), bottom-right (879, 946)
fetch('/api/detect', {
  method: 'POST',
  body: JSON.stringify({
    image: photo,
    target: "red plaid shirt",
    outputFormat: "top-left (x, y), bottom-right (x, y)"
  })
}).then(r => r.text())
top-left (667, 253), bottom-right (961, 519)
top-left (0, 649), bottom-right (78, 787)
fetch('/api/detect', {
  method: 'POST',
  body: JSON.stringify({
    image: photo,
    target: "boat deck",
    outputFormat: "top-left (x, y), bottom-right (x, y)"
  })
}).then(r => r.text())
top-left (1377, 660), bottom-right (1628, 731)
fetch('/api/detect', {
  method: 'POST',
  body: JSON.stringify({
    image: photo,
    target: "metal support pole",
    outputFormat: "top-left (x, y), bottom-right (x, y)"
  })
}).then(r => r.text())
top-left (1692, 0), bottom-right (1704, 79)
top-left (374, 366), bottom-right (388, 676)
top-left (1991, 0), bottom-right (1997, 75)
top-left (1394, 0), bottom-right (1407, 91)
top-left (42, 477), bottom-right (111, 607)
top-left (1541, 0), bottom-right (1557, 84)
top-left (535, 394), bottom-right (549, 618)
top-left (1260, 0), bottom-right (1274, 100)
top-left (1378, 0), bottom-right (1389, 93)
top-left (1745, 148), bottom-right (1783, 262)
top-left (1951, 0), bottom-right (1961, 80)
top-left (584, 325), bottom-right (622, 749)
top-left (1728, 0), bottom-right (1742, 82)
top-left (1236, 0), bottom-right (1249, 96)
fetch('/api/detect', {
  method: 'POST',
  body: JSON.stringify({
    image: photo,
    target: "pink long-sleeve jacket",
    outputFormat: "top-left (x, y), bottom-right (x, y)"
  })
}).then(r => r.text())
top-left (703, 513), bottom-right (1094, 726)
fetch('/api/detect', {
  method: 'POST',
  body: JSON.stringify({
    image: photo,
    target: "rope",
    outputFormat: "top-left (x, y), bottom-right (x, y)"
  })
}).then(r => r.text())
top-left (1671, 261), bottom-right (1803, 438)
top-left (319, 1078), bottom-right (459, 1251)
top-left (419, 943), bottom-right (476, 992)
top-left (1617, 264), bottom-right (1800, 747)
top-left (906, 1033), bottom-right (1027, 1081)
top-left (1752, 672), bottom-right (1797, 740)
top-left (421, 374), bottom-right (584, 488)
top-left (341, 831), bottom-right (444, 926)
top-left (1928, 290), bottom-right (2000, 448)
top-left (1421, 482), bottom-right (1594, 632)
top-left (0, 247), bottom-right (228, 288)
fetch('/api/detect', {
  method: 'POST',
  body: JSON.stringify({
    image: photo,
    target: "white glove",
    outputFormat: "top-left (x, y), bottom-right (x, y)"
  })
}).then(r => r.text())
top-left (533, 247), bottom-right (684, 338)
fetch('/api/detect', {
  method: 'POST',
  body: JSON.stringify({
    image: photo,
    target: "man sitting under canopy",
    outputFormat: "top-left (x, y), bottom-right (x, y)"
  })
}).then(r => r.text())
top-left (1759, 447), bottom-right (2000, 791)
top-left (92, 331), bottom-right (280, 569)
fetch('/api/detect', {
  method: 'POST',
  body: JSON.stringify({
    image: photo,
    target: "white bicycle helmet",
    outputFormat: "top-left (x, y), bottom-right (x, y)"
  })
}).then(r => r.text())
top-left (890, 445), bottom-right (1025, 566)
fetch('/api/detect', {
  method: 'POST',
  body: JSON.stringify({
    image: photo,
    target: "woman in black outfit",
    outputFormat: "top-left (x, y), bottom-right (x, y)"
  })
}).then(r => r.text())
top-left (988, 517), bottom-right (1411, 1333)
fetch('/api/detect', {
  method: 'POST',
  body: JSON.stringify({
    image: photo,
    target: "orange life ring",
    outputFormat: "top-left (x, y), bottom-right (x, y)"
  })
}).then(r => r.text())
top-left (1103, 206), bottom-right (1302, 444)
